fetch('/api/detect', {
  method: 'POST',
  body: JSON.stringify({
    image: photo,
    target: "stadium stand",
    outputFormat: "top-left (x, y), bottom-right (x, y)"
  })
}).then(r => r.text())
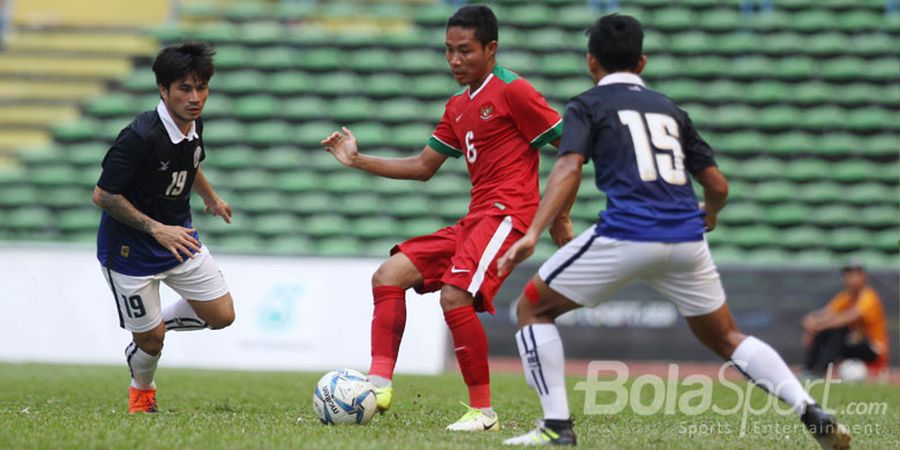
top-left (0, 0), bottom-right (896, 268)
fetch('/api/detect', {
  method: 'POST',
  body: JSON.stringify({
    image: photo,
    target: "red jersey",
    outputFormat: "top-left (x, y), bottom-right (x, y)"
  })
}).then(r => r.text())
top-left (427, 65), bottom-right (562, 230)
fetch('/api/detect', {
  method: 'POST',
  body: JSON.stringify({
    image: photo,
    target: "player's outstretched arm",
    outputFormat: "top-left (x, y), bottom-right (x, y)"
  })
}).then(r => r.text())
top-left (321, 127), bottom-right (448, 181)
top-left (694, 166), bottom-right (728, 232)
top-left (498, 153), bottom-right (585, 276)
top-left (193, 168), bottom-right (232, 223)
top-left (92, 186), bottom-right (200, 262)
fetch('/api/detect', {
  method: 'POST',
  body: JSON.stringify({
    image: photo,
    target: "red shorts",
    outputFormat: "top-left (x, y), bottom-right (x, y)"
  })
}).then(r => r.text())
top-left (391, 214), bottom-right (524, 314)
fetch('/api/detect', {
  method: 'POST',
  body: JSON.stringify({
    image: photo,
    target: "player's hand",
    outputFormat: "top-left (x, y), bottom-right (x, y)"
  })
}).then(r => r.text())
top-left (204, 196), bottom-right (232, 224)
top-left (150, 223), bottom-right (200, 263)
top-left (497, 234), bottom-right (538, 277)
top-left (549, 215), bottom-right (574, 247)
top-left (699, 202), bottom-right (717, 232)
top-left (321, 127), bottom-right (359, 168)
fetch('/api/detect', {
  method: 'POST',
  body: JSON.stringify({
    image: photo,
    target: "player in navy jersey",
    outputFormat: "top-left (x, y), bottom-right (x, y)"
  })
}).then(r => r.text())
top-left (93, 41), bottom-right (236, 414)
top-left (497, 15), bottom-right (850, 448)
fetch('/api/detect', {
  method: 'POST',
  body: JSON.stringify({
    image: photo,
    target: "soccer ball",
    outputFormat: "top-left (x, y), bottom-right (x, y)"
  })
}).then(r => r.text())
top-left (837, 359), bottom-right (868, 382)
top-left (312, 369), bottom-right (377, 425)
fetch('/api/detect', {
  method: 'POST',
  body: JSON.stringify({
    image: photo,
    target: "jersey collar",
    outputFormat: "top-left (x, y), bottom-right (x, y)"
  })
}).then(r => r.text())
top-left (597, 72), bottom-right (645, 87)
top-left (157, 100), bottom-right (198, 144)
top-left (467, 70), bottom-right (496, 99)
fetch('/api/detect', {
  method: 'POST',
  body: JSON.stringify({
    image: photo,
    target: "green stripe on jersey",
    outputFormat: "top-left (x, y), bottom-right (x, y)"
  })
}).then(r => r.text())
top-left (492, 65), bottom-right (519, 84)
top-left (531, 120), bottom-right (563, 148)
top-left (428, 136), bottom-right (463, 158)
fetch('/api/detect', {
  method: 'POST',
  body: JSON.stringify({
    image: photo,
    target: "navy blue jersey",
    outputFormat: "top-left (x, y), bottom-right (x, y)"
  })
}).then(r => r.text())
top-left (96, 103), bottom-right (206, 275)
top-left (558, 73), bottom-right (716, 242)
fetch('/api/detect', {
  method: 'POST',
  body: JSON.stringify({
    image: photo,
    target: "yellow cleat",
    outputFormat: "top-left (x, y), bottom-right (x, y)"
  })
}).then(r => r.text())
top-left (374, 386), bottom-right (393, 413)
top-left (446, 402), bottom-right (500, 432)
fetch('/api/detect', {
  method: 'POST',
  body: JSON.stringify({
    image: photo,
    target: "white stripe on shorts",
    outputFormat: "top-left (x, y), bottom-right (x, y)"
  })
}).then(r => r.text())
top-left (467, 215), bottom-right (513, 296)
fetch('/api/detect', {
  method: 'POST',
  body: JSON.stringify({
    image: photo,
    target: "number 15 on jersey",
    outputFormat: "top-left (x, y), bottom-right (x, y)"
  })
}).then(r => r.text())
top-left (618, 110), bottom-right (686, 185)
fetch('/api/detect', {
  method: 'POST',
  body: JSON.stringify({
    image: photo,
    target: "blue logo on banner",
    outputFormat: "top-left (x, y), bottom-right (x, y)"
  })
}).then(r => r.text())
top-left (257, 284), bottom-right (303, 332)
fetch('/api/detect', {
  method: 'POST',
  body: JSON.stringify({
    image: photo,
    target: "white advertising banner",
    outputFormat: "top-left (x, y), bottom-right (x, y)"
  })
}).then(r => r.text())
top-left (0, 245), bottom-right (447, 374)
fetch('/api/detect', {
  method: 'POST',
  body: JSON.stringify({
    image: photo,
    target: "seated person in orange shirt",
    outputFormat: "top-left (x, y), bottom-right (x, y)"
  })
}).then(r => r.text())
top-left (802, 262), bottom-right (889, 377)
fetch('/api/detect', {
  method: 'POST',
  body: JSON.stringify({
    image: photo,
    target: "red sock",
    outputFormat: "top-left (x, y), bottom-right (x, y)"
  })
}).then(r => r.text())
top-left (444, 305), bottom-right (491, 408)
top-left (368, 286), bottom-right (406, 380)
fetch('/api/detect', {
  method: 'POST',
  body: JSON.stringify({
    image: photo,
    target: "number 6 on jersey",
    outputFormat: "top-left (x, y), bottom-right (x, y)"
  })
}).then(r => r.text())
top-left (618, 110), bottom-right (686, 185)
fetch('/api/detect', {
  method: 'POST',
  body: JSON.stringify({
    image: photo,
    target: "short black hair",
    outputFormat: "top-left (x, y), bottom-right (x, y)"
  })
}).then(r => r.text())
top-left (152, 41), bottom-right (216, 89)
top-left (586, 14), bottom-right (644, 73)
top-left (447, 4), bottom-right (498, 47)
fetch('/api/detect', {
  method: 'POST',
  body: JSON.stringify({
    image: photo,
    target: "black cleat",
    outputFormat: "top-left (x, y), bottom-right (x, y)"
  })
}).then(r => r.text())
top-left (801, 404), bottom-right (851, 450)
top-left (502, 421), bottom-right (577, 446)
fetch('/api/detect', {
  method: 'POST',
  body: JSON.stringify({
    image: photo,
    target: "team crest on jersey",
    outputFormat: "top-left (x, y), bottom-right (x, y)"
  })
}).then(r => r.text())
top-left (120, 245), bottom-right (130, 258)
top-left (193, 145), bottom-right (202, 168)
top-left (479, 103), bottom-right (494, 120)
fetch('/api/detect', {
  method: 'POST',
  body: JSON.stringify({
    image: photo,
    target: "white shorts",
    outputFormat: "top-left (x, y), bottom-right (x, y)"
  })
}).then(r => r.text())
top-left (102, 246), bottom-right (230, 332)
top-left (538, 226), bottom-right (726, 317)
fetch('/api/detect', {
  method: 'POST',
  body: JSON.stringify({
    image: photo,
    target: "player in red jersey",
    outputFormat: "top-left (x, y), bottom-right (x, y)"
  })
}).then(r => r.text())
top-left (321, 5), bottom-right (564, 431)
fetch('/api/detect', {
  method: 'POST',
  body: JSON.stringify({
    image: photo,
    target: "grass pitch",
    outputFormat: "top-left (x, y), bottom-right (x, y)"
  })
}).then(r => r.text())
top-left (0, 363), bottom-right (897, 449)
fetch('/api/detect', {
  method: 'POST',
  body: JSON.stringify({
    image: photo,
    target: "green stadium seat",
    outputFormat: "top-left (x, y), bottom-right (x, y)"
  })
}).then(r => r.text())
top-left (233, 96), bottom-right (279, 120)
top-left (213, 234), bottom-right (264, 254)
top-left (651, 7), bottom-right (694, 31)
top-left (523, 28), bottom-right (570, 51)
top-left (343, 123), bottom-right (386, 148)
top-left (757, 106), bottom-right (799, 130)
top-left (410, 75), bottom-right (457, 99)
top-left (256, 47), bottom-right (306, 70)
top-left (239, 22), bottom-right (284, 45)
top-left (4, 207), bottom-right (54, 231)
top-left (744, 248), bottom-right (793, 265)
top-left (362, 74), bottom-right (411, 98)
top-left (215, 70), bottom-right (266, 93)
top-left (395, 50), bottom-right (443, 73)
top-left (780, 226), bottom-right (828, 250)
top-left (719, 202), bottom-right (763, 225)
top-left (753, 181), bottom-right (795, 203)
top-left (815, 133), bottom-right (858, 155)
top-left (244, 120), bottom-right (292, 146)
top-left (42, 187), bottom-right (89, 209)
top-left (213, 45), bottom-right (249, 69)
top-left (281, 97), bottom-right (324, 121)
top-left (346, 49), bottom-right (394, 72)
top-left (858, 207), bottom-right (898, 228)
top-left (265, 235), bottom-right (314, 255)
top-left (802, 106), bottom-right (845, 130)
top-left (311, 72), bottom-right (360, 96)
top-left (784, 158), bottom-right (830, 181)
top-left (337, 194), bottom-right (382, 216)
top-left (715, 131), bottom-right (769, 155)
top-left (296, 48), bottom-right (341, 71)
top-left (844, 182), bottom-right (895, 205)
top-left (810, 205), bottom-right (858, 226)
top-left (386, 196), bottom-right (432, 219)
top-left (793, 82), bottom-right (831, 105)
top-left (872, 231), bottom-right (899, 253)
top-left (391, 124), bottom-right (434, 149)
top-left (701, 9), bottom-right (741, 32)
top-left (352, 217), bottom-right (400, 240)
top-left (230, 169), bottom-right (271, 192)
top-left (767, 132), bottom-right (819, 155)
top-left (236, 191), bottom-right (286, 214)
top-left (294, 121), bottom-right (339, 147)
top-left (316, 237), bottom-right (363, 257)
top-left (740, 157), bottom-right (784, 181)
top-left (793, 10), bottom-right (835, 32)
top-left (86, 93), bottom-right (137, 118)
top-left (377, 99), bottom-right (425, 124)
top-left (254, 213), bottom-right (301, 237)
top-left (730, 225), bottom-right (780, 248)
top-left (847, 108), bottom-right (894, 131)
top-left (329, 97), bottom-right (376, 123)
top-left (200, 120), bottom-right (246, 146)
top-left (765, 203), bottom-right (814, 226)
top-left (257, 147), bottom-right (303, 171)
top-left (400, 217), bottom-right (447, 237)
top-left (828, 228), bottom-right (870, 251)
top-left (0, 186), bottom-right (39, 207)
top-left (31, 165), bottom-right (80, 188)
top-left (744, 81), bottom-right (788, 104)
top-left (791, 249), bottom-right (838, 266)
top-left (201, 96), bottom-right (234, 119)
top-left (324, 172), bottom-right (370, 195)
top-left (56, 208), bottom-right (100, 233)
top-left (304, 215), bottom-right (349, 239)
top-left (268, 71), bottom-right (314, 96)
top-left (831, 160), bottom-right (876, 182)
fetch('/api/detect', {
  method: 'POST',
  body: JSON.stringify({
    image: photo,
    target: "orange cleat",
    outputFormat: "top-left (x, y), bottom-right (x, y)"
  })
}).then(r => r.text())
top-left (128, 386), bottom-right (158, 414)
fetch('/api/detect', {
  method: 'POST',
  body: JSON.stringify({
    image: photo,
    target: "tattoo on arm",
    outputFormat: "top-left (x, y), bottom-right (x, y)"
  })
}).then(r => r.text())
top-left (97, 190), bottom-right (157, 234)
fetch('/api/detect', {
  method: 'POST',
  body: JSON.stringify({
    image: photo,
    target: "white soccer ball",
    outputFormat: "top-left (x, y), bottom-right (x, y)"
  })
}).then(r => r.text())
top-left (838, 359), bottom-right (868, 382)
top-left (312, 368), bottom-right (377, 425)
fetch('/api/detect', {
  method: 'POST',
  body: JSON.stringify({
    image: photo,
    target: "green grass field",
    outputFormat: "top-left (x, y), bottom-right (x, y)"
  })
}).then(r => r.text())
top-left (0, 363), bottom-right (897, 449)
